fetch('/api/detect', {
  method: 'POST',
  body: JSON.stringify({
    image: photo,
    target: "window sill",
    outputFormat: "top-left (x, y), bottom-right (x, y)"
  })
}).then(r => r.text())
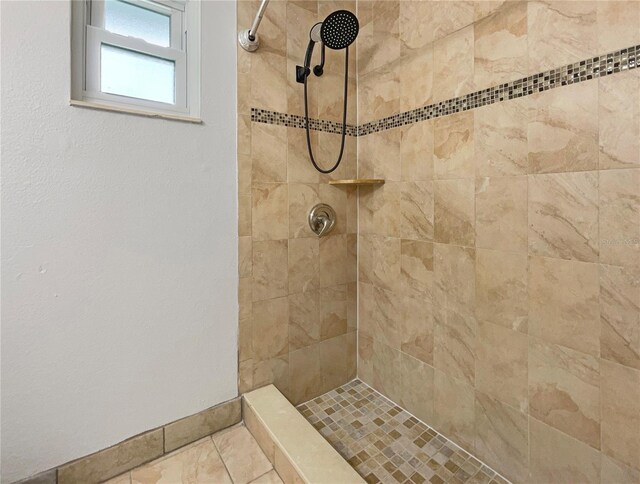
top-left (69, 99), bottom-right (202, 124)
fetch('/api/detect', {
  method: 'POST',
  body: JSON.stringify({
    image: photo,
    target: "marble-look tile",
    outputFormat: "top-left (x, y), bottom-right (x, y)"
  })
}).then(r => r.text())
top-left (476, 248), bottom-right (528, 333)
top-left (319, 234), bottom-right (349, 287)
top-left (357, 330), bottom-right (374, 386)
top-left (104, 473), bottom-right (131, 484)
top-left (597, 0), bottom-right (640, 53)
top-left (600, 264), bottom-right (640, 371)
top-left (164, 399), bottom-right (242, 453)
top-left (474, 391), bottom-right (528, 483)
top-left (359, 234), bottom-right (401, 292)
top-left (474, 1), bottom-right (527, 88)
top-left (58, 430), bottom-right (163, 484)
top-left (528, 80), bottom-right (599, 174)
top-left (475, 176), bottom-right (527, 253)
top-left (434, 111), bottom-right (474, 180)
top-left (528, 171), bottom-right (599, 263)
top-left (287, 128), bottom-right (319, 184)
top-left (601, 454), bottom-right (640, 484)
top-left (529, 417), bottom-right (600, 484)
top-left (319, 332), bottom-right (356, 394)
top-left (401, 120), bottom-right (433, 181)
top-left (528, 256), bottom-right (600, 356)
top-left (288, 290), bottom-right (320, 351)
top-left (252, 297), bottom-right (288, 361)
top-left (131, 438), bottom-right (232, 484)
top-left (346, 282), bottom-right (357, 332)
top-left (359, 182), bottom-right (403, 238)
top-left (399, 352), bottom-right (435, 425)
top-left (252, 240), bottom-right (288, 301)
top-left (433, 26), bottom-right (474, 103)
top-left (319, 285), bottom-right (348, 340)
top-left (251, 123), bottom-right (287, 183)
top-left (400, 292), bottom-right (434, 366)
top-left (400, 239), bottom-right (433, 297)
top-left (288, 183), bottom-right (319, 239)
top-left (253, 354), bottom-right (290, 400)
top-left (476, 320), bottom-right (528, 412)
top-left (250, 470), bottom-right (284, 484)
top-left (250, 52), bottom-right (287, 113)
top-left (239, 317), bottom-right (252, 362)
top-left (599, 71), bottom-right (640, 170)
top-left (239, 359), bottom-right (254, 394)
top-left (358, 0), bottom-right (400, 76)
top-left (527, 0), bottom-right (597, 72)
top-left (600, 169), bottom-right (640, 273)
top-left (399, 47), bottom-right (433, 112)
top-left (399, 181), bottom-right (434, 241)
top-left (239, 194), bottom-right (252, 237)
top-left (358, 65), bottom-right (400, 124)
top-left (434, 308), bottom-right (476, 386)
top-left (318, 184), bottom-right (347, 236)
top-left (358, 282), bottom-right (401, 351)
top-left (288, 238), bottom-right (319, 294)
top-left (288, 345), bottom-right (322, 405)
top-left (372, 338), bottom-right (403, 404)
top-left (213, 426), bottom-right (273, 484)
top-left (239, 277), bottom-right (252, 320)
top-left (434, 178), bottom-right (475, 247)
top-left (359, 128), bottom-right (402, 182)
top-left (434, 243), bottom-right (476, 318)
top-left (239, 236), bottom-right (252, 279)
top-left (475, 97), bottom-right (528, 177)
top-left (433, 369), bottom-right (475, 450)
top-left (529, 339), bottom-right (600, 449)
top-left (601, 360), bottom-right (640, 471)
top-left (252, 183), bottom-right (288, 241)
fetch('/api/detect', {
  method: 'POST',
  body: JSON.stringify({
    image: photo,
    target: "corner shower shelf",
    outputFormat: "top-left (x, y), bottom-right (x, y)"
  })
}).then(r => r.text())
top-left (328, 179), bottom-right (385, 187)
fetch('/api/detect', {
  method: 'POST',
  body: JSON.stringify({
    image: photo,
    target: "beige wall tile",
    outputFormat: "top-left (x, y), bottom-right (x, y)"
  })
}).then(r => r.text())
top-left (251, 52), bottom-right (287, 113)
top-left (239, 317), bottom-right (252, 363)
top-left (434, 111), bottom-right (475, 180)
top-left (372, 338), bottom-right (403, 404)
top-left (474, 1), bottom-right (527, 88)
top-left (529, 339), bottom-right (600, 449)
top-left (433, 26), bottom-right (475, 102)
top-left (253, 297), bottom-right (289, 361)
top-left (400, 239), bottom-right (433, 297)
top-left (239, 277), bottom-right (252, 321)
top-left (597, 0), bottom-right (640, 54)
top-left (601, 360), bottom-right (640, 471)
top-left (401, 121), bottom-right (434, 181)
top-left (528, 80), bottom-right (599, 174)
top-left (400, 292), bottom-right (434, 366)
top-left (358, 0), bottom-right (400, 76)
top-left (253, 240), bottom-right (289, 301)
top-left (434, 309), bottom-right (476, 386)
top-left (528, 171), bottom-right (599, 263)
top-left (320, 285), bottom-right (348, 340)
top-left (320, 332), bottom-right (357, 393)
top-left (358, 65), bottom-right (400, 124)
top-left (600, 264), bottom-right (640, 371)
top-left (253, 355), bottom-right (290, 395)
top-left (212, 426), bottom-right (273, 484)
top-left (253, 184), bottom-right (289, 241)
top-left (239, 194), bottom-right (252, 237)
top-left (434, 178), bottom-right (475, 247)
top-left (319, 234), bottom-right (349, 287)
top-left (529, 417), bottom-right (600, 484)
top-left (475, 176), bottom-right (528, 253)
top-left (433, 369), bottom-right (475, 451)
top-left (476, 249), bottom-right (528, 333)
top-left (599, 72), bottom-right (640, 170)
top-left (358, 282), bottom-right (401, 350)
top-left (474, 391), bottom-right (528, 483)
top-left (288, 238), bottom-right (319, 294)
top-left (359, 182), bottom-right (402, 237)
top-left (132, 438), bottom-right (232, 484)
top-left (239, 236), bottom-right (253, 279)
top-left (529, 256), bottom-right (600, 356)
top-left (287, 128), bottom-right (320, 184)
top-left (476, 320), bottom-right (528, 412)
top-left (252, 124), bottom-right (287, 183)
top-left (475, 98), bottom-right (528, 177)
top-left (399, 352), bottom-right (435, 424)
top-left (288, 345), bottom-right (322, 405)
top-left (358, 330), bottom-right (374, 386)
top-left (359, 129), bottom-right (402, 182)
top-left (399, 48), bottom-right (434, 112)
top-left (58, 430), bottom-right (164, 484)
top-left (601, 454), bottom-right (640, 484)
top-left (319, 184), bottom-right (347, 235)
top-left (600, 168), bottom-right (640, 273)
top-left (288, 183), bottom-right (319, 239)
top-left (288, 290), bottom-right (320, 351)
top-left (359, 234), bottom-right (401, 292)
top-left (399, 181), bottom-right (434, 241)
top-left (527, 1), bottom-right (597, 72)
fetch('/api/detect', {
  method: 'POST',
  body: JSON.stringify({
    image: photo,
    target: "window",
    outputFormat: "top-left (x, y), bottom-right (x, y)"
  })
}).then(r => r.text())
top-left (72, 0), bottom-right (200, 117)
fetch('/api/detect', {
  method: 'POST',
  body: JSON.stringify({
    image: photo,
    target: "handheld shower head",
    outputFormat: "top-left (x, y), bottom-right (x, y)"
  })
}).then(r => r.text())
top-left (320, 10), bottom-right (359, 50)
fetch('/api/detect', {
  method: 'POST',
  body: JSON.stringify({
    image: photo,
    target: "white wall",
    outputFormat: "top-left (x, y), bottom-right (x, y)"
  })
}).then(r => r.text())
top-left (0, 1), bottom-right (238, 482)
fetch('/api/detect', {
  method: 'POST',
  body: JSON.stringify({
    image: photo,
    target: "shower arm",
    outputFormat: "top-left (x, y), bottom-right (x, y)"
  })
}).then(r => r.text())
top-left (238, 0), bottom-right (270, 52)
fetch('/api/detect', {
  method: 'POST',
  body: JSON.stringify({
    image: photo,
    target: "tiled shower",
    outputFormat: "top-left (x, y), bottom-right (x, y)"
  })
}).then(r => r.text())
top-left (238, 1), bottom-right (640, 483)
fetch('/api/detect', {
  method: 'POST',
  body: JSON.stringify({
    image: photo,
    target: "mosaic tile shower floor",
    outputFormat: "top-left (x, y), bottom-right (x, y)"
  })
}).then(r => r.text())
top-left (297, 379), bottom-right (511, 484)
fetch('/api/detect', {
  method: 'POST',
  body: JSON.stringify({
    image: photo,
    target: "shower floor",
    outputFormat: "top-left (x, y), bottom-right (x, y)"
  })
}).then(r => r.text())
top-left (297, 379), bottom-right (510, 484)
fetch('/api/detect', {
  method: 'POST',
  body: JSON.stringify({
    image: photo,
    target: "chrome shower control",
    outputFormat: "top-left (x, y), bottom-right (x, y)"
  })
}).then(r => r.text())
top-left (308, 203), bottom-right (336, 237)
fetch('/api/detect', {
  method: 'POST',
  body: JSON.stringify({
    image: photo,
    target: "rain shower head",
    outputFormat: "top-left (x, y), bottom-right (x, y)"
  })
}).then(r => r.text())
top-left (320, 10), bottom-right (359, 50)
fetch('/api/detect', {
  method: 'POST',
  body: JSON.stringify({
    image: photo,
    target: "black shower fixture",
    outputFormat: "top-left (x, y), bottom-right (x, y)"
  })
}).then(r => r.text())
top-left (296, 10), bottom-right (359, 174)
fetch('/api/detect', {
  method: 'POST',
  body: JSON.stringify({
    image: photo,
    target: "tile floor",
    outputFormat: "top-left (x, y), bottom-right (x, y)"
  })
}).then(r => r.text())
top-left (104, 425), bottom-right (282, 484)
top-left (298, 379), bottom-right (511, 484)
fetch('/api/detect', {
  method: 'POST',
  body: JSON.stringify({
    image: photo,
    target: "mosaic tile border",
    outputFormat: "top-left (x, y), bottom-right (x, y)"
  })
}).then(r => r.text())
top-left (298, 379), bottom-right (511, 484)
top-left (251, 43), bottom-right (639, 137)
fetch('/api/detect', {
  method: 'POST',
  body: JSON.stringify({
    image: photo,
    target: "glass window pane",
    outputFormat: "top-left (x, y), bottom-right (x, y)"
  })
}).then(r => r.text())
top-left (101, 44), bottom-right (175, 104)
top-left (104, 0), bottom-right (171, 47)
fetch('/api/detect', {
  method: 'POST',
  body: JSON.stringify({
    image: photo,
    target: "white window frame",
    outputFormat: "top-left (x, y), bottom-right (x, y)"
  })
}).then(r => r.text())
top-left (71, 0), bottom-right (201, 118)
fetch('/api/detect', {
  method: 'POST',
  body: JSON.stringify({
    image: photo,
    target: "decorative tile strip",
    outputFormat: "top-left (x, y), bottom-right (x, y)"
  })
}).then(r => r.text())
top-left (251, 44), bottom-right (638, 137)
top-left (251, 108), bottom-right (359, 136)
